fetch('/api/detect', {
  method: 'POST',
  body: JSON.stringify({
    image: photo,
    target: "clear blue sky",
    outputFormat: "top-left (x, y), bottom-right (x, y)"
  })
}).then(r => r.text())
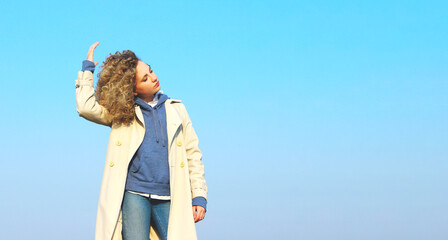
top-left (0, 0), bottom-right (447, 239)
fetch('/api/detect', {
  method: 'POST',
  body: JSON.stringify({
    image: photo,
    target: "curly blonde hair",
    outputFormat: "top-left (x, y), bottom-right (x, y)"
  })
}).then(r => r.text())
top-left (95, 50), bottom-right (140, 126)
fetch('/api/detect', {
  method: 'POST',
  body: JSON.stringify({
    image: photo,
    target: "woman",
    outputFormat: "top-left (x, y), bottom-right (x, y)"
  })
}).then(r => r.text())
top-left (75, 42), bottom-right (208, 240)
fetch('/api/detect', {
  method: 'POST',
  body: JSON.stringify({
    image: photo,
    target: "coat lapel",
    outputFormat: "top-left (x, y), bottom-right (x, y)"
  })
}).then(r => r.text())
top-left (165, 99), bottom-right (183, 148)
top-left (125, 106), bottom-right (145, 166)
top-left (135, 106), bottom-right (145, 127)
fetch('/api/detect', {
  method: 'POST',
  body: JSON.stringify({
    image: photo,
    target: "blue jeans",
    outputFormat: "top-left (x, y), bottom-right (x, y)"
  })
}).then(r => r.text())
top-left (122, 191), bottom-right (170, 240)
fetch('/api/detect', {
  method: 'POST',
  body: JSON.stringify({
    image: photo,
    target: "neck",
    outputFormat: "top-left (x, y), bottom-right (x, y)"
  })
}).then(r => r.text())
top-left (138, 91), bottom-right (159, 102)
top-left (140, 95), bottom-right (154, 102)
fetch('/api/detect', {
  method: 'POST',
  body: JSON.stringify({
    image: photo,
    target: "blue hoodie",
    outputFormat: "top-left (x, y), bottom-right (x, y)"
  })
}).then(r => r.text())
top-left (125, 93), bottom-right (171, 196)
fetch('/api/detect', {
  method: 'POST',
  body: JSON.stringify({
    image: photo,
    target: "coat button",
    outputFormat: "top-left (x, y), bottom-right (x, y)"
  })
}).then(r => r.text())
top-left (177, 141), bottom-right (182, 146)
top-left (109, 161), bottom-right (115, 167)
top-left (180, 162), bottom-right (185, 168)
top-left (115, 140), bottom-right (121, 146)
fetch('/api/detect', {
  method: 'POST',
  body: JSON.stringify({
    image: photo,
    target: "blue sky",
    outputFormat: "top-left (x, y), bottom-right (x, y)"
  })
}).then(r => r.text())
top-left (0, 0), bottom-right (447, 239)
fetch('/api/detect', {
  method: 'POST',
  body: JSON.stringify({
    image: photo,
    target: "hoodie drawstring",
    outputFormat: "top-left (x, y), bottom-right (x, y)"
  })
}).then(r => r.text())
top-left (150, 109), bottom-right (159, 144)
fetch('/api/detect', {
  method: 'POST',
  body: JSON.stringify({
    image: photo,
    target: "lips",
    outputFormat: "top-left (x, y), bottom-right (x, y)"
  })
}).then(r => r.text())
top-left (155, 81), bottom-right (159, 88)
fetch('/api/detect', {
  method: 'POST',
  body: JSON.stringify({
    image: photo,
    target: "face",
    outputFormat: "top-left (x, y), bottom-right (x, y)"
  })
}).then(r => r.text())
top-left (134, 60), bottom-right (160, 102)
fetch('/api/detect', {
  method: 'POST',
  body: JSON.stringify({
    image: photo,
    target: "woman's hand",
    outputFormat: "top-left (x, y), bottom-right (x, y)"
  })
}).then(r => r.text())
top-left (192, 206), bottom-right (205, 223)
top-left (87, 42), bottom-right (100, 66)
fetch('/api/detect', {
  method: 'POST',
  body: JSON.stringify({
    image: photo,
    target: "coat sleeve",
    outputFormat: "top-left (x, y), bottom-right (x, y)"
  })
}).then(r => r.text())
top-left (179, 104), bottom-right (208, 200)
top-left (75, 70), bottom-right (112, 127)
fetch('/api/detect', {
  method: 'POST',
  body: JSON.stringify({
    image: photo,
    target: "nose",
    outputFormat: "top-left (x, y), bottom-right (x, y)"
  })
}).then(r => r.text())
top-left (151, 73), bottom-right (158, 82)
top-left (148, 74), bottom-right (156, 82)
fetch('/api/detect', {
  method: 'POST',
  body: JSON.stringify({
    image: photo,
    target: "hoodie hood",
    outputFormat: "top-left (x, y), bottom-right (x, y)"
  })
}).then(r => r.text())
top-left (134, 91), bottom-right (169, 110)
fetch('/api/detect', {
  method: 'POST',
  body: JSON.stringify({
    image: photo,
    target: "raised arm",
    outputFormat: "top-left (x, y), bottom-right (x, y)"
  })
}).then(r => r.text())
top-left (75, 42), bottom-right (112, 126)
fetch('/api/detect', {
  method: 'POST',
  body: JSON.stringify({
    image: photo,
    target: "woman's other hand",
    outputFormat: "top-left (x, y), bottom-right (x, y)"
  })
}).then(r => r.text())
top-left (87, 42), bottom-right (100, 66)
top-left (192, 206), bottom-right (205, 223)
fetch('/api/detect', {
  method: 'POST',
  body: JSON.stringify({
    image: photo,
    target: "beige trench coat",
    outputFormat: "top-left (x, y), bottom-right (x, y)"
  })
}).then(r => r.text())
top-left (75, 71), bottom-right (207, 240)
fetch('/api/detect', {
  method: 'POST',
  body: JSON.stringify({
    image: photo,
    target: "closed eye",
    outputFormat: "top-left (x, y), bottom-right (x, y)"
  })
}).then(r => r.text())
top-left (142, 74), bottom-right (148, 82)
